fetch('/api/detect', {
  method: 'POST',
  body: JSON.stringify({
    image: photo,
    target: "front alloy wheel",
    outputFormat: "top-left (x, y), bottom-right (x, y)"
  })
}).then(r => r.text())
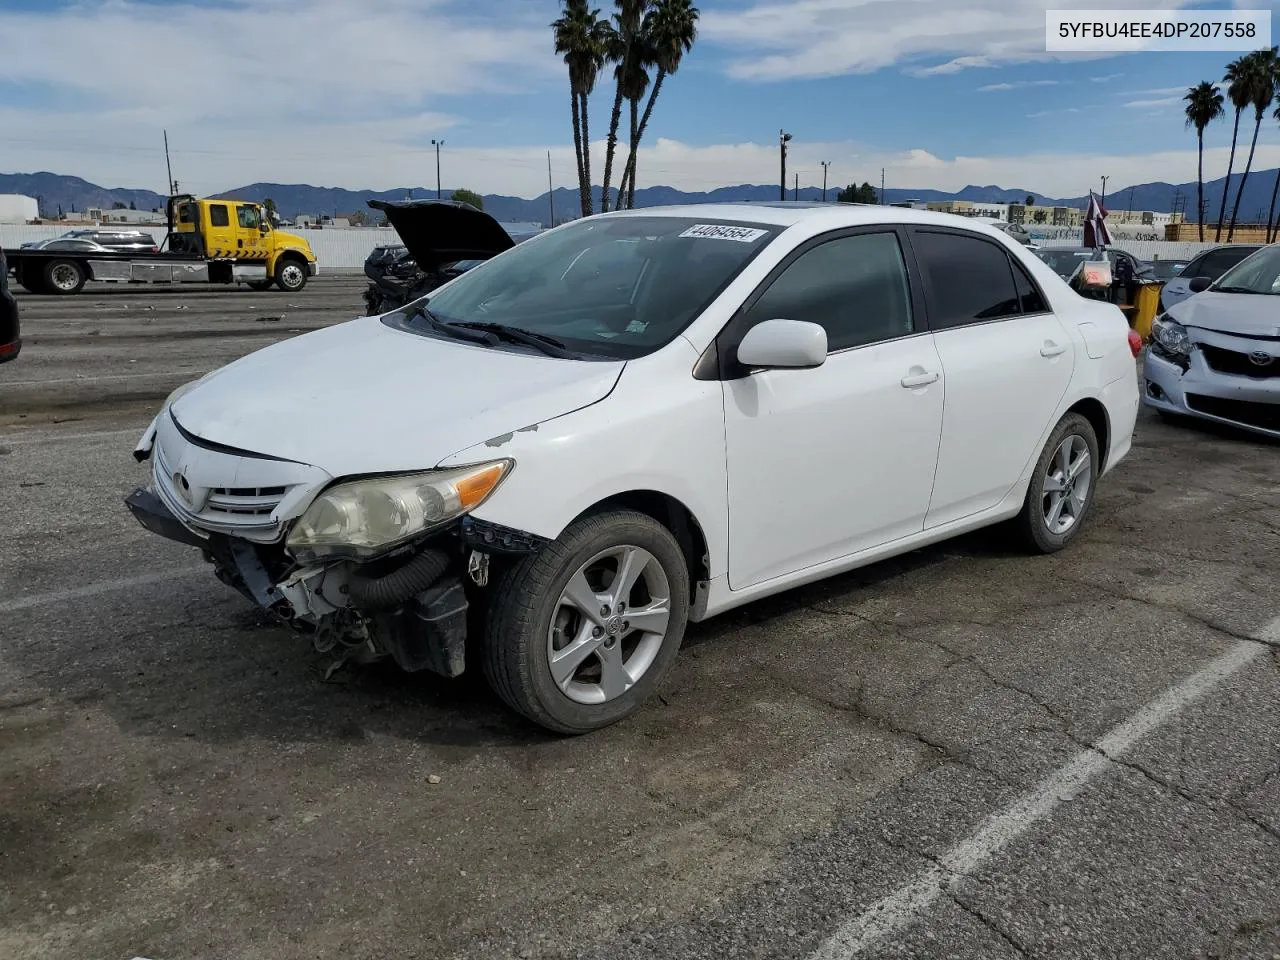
top-left (484, 509), bottom-right (689, 733)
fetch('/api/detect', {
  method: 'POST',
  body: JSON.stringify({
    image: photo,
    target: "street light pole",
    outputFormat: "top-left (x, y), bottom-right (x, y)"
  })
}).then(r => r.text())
top-left (1100, 175), bottom-right (1109, 208)
top-left (779, 130), bottom-right (792, 201)
top-left (794, 173), bottom-right (798, 201)
top-left (820, 161), bottom-right (830, 202)
top-left (432, 139), bottom-right (445, 199)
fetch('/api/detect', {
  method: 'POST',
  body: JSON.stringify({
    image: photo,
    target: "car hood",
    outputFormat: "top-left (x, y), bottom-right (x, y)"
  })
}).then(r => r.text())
top-left (170, 315), bottom-right (625, 476)
top-left (367, 199), bottom-right (514, 273)
top-left (1170, 291), bottom-right (1280, 337)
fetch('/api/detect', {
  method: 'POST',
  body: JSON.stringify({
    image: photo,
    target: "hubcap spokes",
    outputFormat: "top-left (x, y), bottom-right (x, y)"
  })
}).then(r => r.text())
top-left (548, 544), bottom-right (671, 705)
top-left (1042, 435), bottom-right (1092, 535)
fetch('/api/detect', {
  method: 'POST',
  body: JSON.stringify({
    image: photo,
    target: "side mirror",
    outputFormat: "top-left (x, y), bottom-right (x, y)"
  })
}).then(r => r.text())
top-left (1188, 275), bottom-right (1212, 293)
top-left (737, 318), bottom-right (827, 370)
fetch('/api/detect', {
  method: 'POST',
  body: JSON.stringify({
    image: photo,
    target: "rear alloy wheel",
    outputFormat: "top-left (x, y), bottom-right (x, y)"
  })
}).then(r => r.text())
top-left (1016, 412), bottom-right (1100, 553)
top-left (483, 510), bottom-right (689, 734)
top-left (43, 259), bottom-right (86, 295)
top-left (275, 259), bottom-right (307, 292)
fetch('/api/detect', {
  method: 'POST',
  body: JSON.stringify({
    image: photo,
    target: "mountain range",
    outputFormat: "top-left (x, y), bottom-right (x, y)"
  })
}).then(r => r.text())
top-left (4, 169), bottom-right (1280, 227)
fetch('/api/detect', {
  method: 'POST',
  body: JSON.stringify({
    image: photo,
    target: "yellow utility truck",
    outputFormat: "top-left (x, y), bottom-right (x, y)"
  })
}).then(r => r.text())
top-left (5, 194), bottom-right (318, 295)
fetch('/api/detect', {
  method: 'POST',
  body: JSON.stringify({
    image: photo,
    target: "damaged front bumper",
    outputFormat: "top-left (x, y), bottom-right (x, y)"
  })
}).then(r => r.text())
top-left (124, 481), bottom-right (544, 679)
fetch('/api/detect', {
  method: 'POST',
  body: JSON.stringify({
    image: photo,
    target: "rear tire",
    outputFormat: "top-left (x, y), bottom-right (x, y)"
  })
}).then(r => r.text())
top-left (1015, 412), bottom-right (1100, 554)
top-left (43, 259), bottom-right (86, 295)
top-left (483, 509), bottom-right (689, 734)
top-left (275, 258), bottom-right (307, 292)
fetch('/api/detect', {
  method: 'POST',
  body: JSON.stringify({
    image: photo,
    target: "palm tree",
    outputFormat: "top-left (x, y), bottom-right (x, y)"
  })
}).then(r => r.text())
top-left (553, 0), bottom-right (609, 217)
top-left (618, 0), bottom-right (700, 208)
top-left (1227, 47), bottom-right (1278, 240)
top-left (1266, 66), bottom-right (1280, 243)
top-left (1184, 81), bottom-right (1225, 242)
top-left (599, 1), bottom-right (649, 213)
top-left (1215, 55), bottom-right (1253, 240)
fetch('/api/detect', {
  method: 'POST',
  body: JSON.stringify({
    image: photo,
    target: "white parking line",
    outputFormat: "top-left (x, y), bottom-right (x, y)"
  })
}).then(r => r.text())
top-left (0, 427), bottom-right (144, 446)
top-left (0, 567), bottom-right (209, 614)
top-left (810, 616), bottom-right (1280, 960)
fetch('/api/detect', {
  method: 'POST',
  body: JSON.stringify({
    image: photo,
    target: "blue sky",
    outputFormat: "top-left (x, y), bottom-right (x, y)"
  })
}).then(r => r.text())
top-left (1, 0), bottom-right (1278, 199)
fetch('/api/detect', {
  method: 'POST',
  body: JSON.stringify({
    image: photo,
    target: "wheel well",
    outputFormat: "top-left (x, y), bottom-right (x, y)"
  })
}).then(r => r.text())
top-left (1067, 397), bottom-right (1110, 470)
top-left (276, 250), bottom-right (307, 268)
top-left (575, 491), bottom-right (711, 592)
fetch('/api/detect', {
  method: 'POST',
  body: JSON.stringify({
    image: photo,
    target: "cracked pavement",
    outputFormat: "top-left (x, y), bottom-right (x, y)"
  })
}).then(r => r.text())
top-left (2, 283), bottom-right (1279, 960)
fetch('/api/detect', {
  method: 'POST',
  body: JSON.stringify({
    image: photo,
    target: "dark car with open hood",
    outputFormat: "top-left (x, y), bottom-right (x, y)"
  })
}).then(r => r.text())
top-left (362, 199), bottom-right (529, 315)
top-left (0, 248), bottom-right (20, 363)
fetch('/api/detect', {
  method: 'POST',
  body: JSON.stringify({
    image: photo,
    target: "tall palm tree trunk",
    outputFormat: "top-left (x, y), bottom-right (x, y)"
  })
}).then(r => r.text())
top-left (618, 69), bottom-right (667, 209)
top-left (1215, 108), bottom-right (1242, 241)
top-left (624, 98), bottom-right (639, 208)
top-left (1227, 114), bottom-right (1263, 240)
top-left (1196, 131), bottom-right (1206, 242)
top-left (1268, 169), bottom-right (1280, 243)
top-left (570, 87), bottom-right (586, 215)
top-left (580, 92), bottom-right (595, 215)
top-left (600, 87), bottom-right (626, 214)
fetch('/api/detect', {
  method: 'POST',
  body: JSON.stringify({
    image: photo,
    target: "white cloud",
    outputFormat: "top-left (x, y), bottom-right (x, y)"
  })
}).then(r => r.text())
top-left (978, 80), bottom-right (1061, 92)
top-left (701, 0), bottom-right (1201, 80)
top-left (1090, 73), bottom-right (1124, 82)
top-left (1027, 107), bottom-right (1081, 118)
top-left (1123, 86), bottom-right (1190, 97)
top-left (0, 0), bottom-right (556, 124)
top-left (1124, 96), bottom-right (1183, 109)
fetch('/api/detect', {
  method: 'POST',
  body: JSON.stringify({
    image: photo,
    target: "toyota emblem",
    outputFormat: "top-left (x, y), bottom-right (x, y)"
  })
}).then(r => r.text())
top-left (1248, 350), bottom-right (1274, 367)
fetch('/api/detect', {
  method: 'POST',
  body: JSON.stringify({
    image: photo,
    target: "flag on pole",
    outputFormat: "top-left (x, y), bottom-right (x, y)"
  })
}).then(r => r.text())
top-left (1083, 190), bottom-right (1112, 249)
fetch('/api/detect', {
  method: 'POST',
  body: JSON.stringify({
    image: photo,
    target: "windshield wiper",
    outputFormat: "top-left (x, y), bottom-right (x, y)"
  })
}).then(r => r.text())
top-left (444, 321), bottom-right (577, 359)
top-left (1213, 285), bottom-right (1264, 295)
top-left (405, 304), bottom-right (502, 346)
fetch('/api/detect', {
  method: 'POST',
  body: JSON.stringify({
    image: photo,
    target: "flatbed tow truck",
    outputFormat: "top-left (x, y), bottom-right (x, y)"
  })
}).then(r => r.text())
top-left (4, 194), bottom-right (318, 295)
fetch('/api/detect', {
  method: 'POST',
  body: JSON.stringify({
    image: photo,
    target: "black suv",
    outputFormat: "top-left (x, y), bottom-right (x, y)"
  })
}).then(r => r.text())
top-left (1, 248), bottom-right (20, 363)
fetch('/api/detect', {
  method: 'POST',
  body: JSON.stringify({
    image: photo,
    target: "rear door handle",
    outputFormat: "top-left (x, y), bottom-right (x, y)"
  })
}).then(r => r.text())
top-left (1040, 340), bottom-right (1067, 358)
top-left (900, 370), bottom-right (940, 388)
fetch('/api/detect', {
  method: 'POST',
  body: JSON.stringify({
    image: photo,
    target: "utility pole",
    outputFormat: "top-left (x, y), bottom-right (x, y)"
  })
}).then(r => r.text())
top-left (1127, 184), bottom-right (1136, 215)
top-left (547, 151), bottom-right (555, 227)
top-left (820, 161), bottom-right (830, 202)
top-left (794, 173), bottom-right (799, 201)
top-left (431, 139), bottom-right (445, 199)
top-left (881, 168), bottom-right (886, 205)
top-left (1100, 175), bottom-right (1109, 207)
top-left (163, 129), bottom-right (175, 196)
top-left (779, 130), bottom-right (792, 201)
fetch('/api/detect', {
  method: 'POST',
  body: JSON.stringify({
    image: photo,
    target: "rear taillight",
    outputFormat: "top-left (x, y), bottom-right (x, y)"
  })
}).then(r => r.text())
top-left (1127, 329), bottom-right (1143, 358)
top-left (0, 340), bottom-right (19, 357)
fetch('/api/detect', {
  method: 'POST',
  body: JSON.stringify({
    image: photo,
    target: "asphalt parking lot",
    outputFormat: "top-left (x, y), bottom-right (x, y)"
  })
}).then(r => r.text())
top-left (2, 276), bottom-right (1278, 960)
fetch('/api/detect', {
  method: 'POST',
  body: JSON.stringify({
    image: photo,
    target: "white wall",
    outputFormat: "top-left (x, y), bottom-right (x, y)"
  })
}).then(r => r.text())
top-left (0, 194), bottom-right (40, 224)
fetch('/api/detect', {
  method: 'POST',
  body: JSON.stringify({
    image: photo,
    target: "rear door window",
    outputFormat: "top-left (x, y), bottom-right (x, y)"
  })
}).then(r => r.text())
top-left (208, 204), bottom-right (230, 228)
top-left (909, 230), bottom-right (1023, 329)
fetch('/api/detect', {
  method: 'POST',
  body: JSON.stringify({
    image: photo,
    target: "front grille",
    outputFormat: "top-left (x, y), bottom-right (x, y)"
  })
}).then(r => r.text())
top-left (153, 441), bottom-right (288, 539)
top-left (1186, 394), bottom-right (1280, 432)
top-left (1199, 344), bottom-right (1280, 379)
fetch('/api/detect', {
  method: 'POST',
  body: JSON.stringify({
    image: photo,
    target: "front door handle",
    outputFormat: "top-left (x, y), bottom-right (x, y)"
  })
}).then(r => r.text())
top-left (901, 370), bottom-right (940, 388)
top-left (1040, 340), bottom-right (1067, 358)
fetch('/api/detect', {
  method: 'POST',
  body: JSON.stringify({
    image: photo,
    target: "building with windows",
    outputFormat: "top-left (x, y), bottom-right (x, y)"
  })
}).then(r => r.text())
top-left (1007, 203), bottom-right (1082, 227)
top-left (925, 200), bottom-right (1012, 220)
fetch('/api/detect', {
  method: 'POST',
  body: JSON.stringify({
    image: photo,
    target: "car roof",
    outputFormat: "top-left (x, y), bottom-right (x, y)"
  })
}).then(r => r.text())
top-left (595, 201), bottom-right (1028, 236)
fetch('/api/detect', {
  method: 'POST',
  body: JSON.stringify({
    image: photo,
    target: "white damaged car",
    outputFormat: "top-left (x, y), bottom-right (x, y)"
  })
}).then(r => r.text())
top-left (127, 203), bottom-right (1140, 733)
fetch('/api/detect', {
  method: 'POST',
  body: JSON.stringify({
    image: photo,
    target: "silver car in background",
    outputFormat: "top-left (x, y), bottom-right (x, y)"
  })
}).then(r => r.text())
top-left (1143, 245), bottom-right (1280, 438)
top-left (1158, 244), bottom-right (1263, 312)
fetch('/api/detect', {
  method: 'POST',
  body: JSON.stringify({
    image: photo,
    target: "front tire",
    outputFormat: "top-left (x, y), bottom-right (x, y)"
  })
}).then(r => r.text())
top-left (483, 510), bottom-right (690, 734)
top-left (43, 259), bottom-right (86, 295)
top-left (275, 258), bottom-right (308, 292)
top-left (1015, 412), bottom-right (1100, 554)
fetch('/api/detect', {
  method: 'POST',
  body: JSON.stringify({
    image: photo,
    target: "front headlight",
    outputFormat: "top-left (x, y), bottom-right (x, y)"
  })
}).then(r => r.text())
top-left (286, 460), bottom-right (513, 560)
top-left (1150, 315), bottom-right (1190, 357)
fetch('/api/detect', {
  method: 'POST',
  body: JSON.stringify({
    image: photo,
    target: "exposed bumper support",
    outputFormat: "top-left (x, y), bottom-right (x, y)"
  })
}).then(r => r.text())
top-left (124, 487), bottom-right (209, 549)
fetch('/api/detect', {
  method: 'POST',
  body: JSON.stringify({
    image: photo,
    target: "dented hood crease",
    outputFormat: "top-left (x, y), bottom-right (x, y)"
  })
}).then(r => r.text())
top-left (171, 316), bottom-right (625, 476)
top-left (1171, 292), bottom-right (1280, 338)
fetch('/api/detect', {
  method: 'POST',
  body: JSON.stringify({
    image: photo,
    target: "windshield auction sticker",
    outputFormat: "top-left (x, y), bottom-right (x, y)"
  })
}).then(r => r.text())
top-left (1047, 9), bottom-right (1270, 51)
top-left (679, 224), bottom-right (768, 243)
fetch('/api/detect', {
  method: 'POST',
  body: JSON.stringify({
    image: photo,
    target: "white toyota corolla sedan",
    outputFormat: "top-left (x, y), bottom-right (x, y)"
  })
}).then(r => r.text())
top-left (126, 203), bottom-right (1140, 733)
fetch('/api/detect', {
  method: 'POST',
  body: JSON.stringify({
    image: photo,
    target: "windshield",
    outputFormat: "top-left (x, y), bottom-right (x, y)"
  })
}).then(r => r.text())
top-left (1212, 245), bottom-right (1280, 295)
top-left (1036, 249), bottom-right (1101, 278)
top-left (384, 216), bottom-right (779, 359)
